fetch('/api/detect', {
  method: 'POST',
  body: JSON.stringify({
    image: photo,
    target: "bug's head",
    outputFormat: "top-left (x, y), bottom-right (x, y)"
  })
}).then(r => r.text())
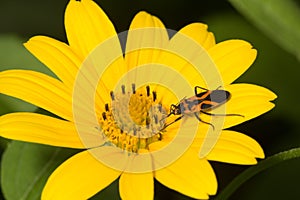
top-left (169, 104), bottom-right (181, 115)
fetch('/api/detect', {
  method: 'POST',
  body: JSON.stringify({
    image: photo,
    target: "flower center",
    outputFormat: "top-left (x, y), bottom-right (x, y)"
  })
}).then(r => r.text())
top-left (99, 84), bottom-right (167, 153)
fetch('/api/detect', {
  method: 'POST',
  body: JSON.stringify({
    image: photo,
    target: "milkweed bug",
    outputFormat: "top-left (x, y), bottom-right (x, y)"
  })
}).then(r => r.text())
top-left (163, 86), bottom-right (244, 129)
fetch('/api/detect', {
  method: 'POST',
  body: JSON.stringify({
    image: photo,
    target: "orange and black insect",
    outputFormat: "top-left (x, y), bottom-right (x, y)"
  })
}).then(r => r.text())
top-left (164, 86), bottom-right (243, 129)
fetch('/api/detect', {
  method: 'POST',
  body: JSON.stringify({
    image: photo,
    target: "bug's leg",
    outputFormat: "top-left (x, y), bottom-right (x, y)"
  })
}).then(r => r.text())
top-left (194, 113), bottom-right (215, 130)
top-left (163, 115), bottom-right (183, 129)
top-left (200, 110), bottom-right (244, 117)
top-left (194, 86), bottom-right (208, 96)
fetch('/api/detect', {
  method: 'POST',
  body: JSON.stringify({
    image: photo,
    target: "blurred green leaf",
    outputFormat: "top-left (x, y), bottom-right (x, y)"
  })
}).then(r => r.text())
top-left (0, 95), bottom-right (35, 115)
top-left (0, 138), bottom-right (9, 153)
top-left (0, 34), bottom-right (56, 115)
top-left (0, 34), bottom-right (53, 74)
top-left (214, 147), bottom-right (300, 200)
top-left (90, 179), bottom-right (120, 200)
top-left (229, 0), bottom-right (300, 60)
top-left (1, 141), bottom-right (78, 200)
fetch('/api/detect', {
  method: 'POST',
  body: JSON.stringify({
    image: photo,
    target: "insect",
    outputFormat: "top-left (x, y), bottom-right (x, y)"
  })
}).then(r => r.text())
top-left (163, 86), bottom-right (243, 129)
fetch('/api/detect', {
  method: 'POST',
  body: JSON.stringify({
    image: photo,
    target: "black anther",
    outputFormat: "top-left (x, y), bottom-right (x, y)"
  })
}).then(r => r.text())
top-left (121, 85), bottom-right (125, 94)
top-left (132, 83), bottom-right (136, 94)
top-left (102, 112), bottom-right (107, 120)
top-left (154, 115), bottom-right (158, 124)
top-left (146, 85), bottom-right (150, 96)
top-left (152, 91), bottom-right (157, 101)
top-left (110, 91), bottom-right (115, 100)
top-left (105, 103), bottom-right (109, 111)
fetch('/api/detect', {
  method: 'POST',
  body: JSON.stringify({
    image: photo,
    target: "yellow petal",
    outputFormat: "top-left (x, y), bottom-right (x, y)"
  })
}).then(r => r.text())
top-left (155, 149), bottom-right (217, 199)
top-left (42, 147), bottom-right (121, 200)
top-left (208, 40), bottom-right (257, 85)
top-left (0, 70), bottom-right (73, 121)
top-left (94, 55), bottom-right (127, 111)
top-left (0, 112), bottom-right (102, 148)
top-left (64, 0), bottom-right (126, 109)
top-left (185, 84), bottom-right (275, 157)
top-left (224, 83), bottom-right (276, 128)
top-left (193, 130), bottom-right (264, 164)
top-left (125, 11), bottom-right (169, 69)
top-left (176, 23), bottom-right (215, 50)
top-left (24, 36), bottom-right (82, 87)
top-left (199, 83), bottom-right (276, 129)
top-left (119, 172), bottom-right (154, 200)
top-left (76, 54), bottom-right (127, 118)
top-left (65, 0), bottom-right (121, 58)
top-left (149, 116), bottom-right (201, 171)
top-left (158, 25), bottom-right (220, 90)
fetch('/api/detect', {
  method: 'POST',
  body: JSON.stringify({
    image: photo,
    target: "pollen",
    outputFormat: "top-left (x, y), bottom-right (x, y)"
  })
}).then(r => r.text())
top-left (99, 84), bottom-right (166, 153)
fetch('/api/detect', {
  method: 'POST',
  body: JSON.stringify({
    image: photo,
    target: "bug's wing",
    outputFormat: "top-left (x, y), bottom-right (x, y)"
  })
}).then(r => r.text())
top-left (200, 90), bottom-right (230, 110)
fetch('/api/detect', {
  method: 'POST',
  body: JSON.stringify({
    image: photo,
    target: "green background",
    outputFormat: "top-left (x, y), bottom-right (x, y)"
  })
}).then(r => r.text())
top-left (0, 0), bottom-right (300, 199)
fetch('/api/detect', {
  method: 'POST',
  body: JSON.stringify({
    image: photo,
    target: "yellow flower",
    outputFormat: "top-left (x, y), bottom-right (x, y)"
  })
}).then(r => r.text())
top-left (0, 0), bottom-right (276, 199)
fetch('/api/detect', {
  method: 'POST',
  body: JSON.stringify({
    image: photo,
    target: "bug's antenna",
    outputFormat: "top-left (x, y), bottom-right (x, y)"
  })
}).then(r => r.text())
top-left (160, 112), bottom-right (173, 122)
top-left (216, 85), bottom-right (222, 90)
